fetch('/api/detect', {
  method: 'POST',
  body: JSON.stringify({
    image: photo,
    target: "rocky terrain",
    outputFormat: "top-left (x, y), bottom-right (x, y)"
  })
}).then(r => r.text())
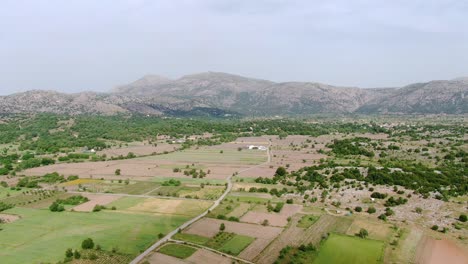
top-left (0, 72), bottom-right (466, 116)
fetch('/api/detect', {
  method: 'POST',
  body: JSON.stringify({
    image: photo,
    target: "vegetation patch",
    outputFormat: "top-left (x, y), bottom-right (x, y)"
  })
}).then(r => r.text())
top-left (173, 233), bottom-right (210, 245)
top-left (313, 234), bottom-right (384, 264)
top-left (158, 243), bottom-right (197, 259)
top-left (218, 234), bottom-right (255, 255)
top-left (297, 214), bottom-right (320, 228)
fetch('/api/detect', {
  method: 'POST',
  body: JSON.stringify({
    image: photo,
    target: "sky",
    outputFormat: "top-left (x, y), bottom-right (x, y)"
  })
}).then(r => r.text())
top-left (1, 0), bottom-right (467, 94)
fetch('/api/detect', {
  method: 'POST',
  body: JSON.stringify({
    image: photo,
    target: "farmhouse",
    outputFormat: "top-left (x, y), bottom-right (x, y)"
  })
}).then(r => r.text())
top-left (248, 145), bottom-right (268, 151)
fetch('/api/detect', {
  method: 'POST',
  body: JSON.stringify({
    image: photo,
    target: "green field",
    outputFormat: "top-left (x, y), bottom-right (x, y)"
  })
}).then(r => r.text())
top-left (226, 194), bottom-right (271, 203)
top-left (139, 149), bottom-right (267, 165)
top-left (174, 231), bottom-right (254, 256)
top-left (313, 234), bottom-right (384, 264)
top-left (203, 232), bottom-right (255, 256)
top-left (173, 233), bottom-right (210, 245)
top-left (112, 181), bottom-right (160, 195)
top-left (0, 207), bottom-right (188, 264)
top-left (219, 234), bottom-right (255, 255)
top-left (0, 187), bottom-right (22, 199)
top-left (159, 243), bottom-right (197, 259)
top-left (297, 214), bottom-right (321, 228)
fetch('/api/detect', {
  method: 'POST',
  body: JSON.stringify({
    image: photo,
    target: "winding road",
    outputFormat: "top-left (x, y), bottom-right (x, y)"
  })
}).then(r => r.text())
top-left (130, 140), bottom-right (272, 264)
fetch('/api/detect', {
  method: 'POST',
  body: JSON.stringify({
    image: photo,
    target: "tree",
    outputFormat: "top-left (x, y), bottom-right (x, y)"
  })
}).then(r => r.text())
top-left (378, 214), bottom-right (387, 221)
top-left (357, 228), bottom-right (368, 238)
top-left (74, 250), bottom-right (81, 259)
top-left (81, 238), bottom-right (94, 249)
top-left (275, 167), bottom-right (287, 177)
top-left (431, 225), bottom-right (439, 231)
top-left (459, 214), bottom-right (467, 222)
top-left (65, 248), bottom-right (73, 258)
top-left (354, 206), bottom-right (362, 212)
top-left (367, 206), bottom-right (376, 214)
top-left (115, 169), bottom-right (121, 175)
top-left (49, 201), bottom-right (64, 212)
top-left (219, 223), bottom-right (225, 231)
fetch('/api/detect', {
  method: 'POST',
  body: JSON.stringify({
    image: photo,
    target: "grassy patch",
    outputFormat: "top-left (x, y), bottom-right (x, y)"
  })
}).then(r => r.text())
top-left (226, 194), bottom-right (271, 204)
top-left (313, 234), bottom-right (384, 264)
top-left (204, 232), bottom-right (255, 256)
top-left (159, 243), bottom-right (197, 259)
top-left (173, 233), bottom-right (210, 245)
top-left (208, 201), bottom-right (240, 217)
top-left (0, 207), bottom-right (188, 263)
top-left (219, 234), bottom-right (255, 256)
top-left (112, 181), bottom-right (160, 195)
top-left (206, 232), bottom-right (235, 249)
top-left (297, 214), bottom-right (320, 228)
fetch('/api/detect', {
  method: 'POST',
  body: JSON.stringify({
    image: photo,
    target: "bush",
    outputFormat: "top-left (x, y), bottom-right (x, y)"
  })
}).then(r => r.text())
top-left (378, 214), bottom-right (387, 221)
top-left (74, 250), bottom-right (81, 259)
top-left (431, 225), bottom-right (439, 231)
top-left (459, 214), bottom-right (467, 222)
top-left (49, 201), bottom-right (65, 212)
top-left (367, 207), bottom-right (376, 214)
top-left (81, 238), bottom-right (94, 249)
top-left (354, 206), bottom-right (362, 212)
top-left (356, 228), bottom-right (368, 238)
top-left (65, 248), bottom-right (73, 258)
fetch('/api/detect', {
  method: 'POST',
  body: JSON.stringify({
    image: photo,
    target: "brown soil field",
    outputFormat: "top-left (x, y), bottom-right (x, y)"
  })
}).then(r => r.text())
top-left (240, 204), bottom-right (302, 227)
top-left (146, 252), bottom-right (186, 264)
top-left (236, 165), bottom-right (276, 178)
top-left (184, 218), bottom-right (282, 260)
top-left (416, 237), bottom-right (468, 264)
top-left (0, 213), bottom-right (20, 223)
top-left (24, 159), bottom-right (244, 181)
top-left (186, 248), bottom-right (231, 264)
top-left (72, 193), bottom-right (121, 212)
top-left (97, 142), bottom-right (180, 157)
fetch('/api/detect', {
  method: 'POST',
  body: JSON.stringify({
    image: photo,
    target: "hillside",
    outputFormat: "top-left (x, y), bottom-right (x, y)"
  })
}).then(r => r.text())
top-left (0, 72), bottom-right (466, 116)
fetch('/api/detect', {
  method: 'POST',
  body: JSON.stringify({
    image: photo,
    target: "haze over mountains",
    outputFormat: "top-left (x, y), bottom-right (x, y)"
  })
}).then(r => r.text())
top-left (0, 72), bottom-right (466, 116)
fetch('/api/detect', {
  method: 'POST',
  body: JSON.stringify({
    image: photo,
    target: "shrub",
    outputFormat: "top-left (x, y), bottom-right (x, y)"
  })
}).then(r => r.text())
top-left (367, 207), bottom-right (376, 214)
top-left (354, 206), bottom-right (362, 212)
top-left (356, 228), bottom-right (368, 238)
top-left (431, 225), bottom-right (439, 231)
top-left (459, 214), bottom-right (467, 222)
top-left (81, 238), bottom-right (94, 249)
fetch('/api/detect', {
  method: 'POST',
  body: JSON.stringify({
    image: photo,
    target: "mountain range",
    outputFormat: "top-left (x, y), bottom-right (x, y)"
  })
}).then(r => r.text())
top-left (0, 72), bottom-right (466, 116)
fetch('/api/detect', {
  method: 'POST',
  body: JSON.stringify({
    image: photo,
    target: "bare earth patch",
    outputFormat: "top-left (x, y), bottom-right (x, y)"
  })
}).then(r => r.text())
top-left (416, 237), bottom-right (468, 264)
top-left (146, 252), bottom-right (186, 264)
top-left (240, 204), bottom-right (302, 227)
top-left (0, 213), bottom-right (20, 223)
top-left (186, 248), bottom-right (231, 264)
top-left (72, 194), bottom-right (121, 212)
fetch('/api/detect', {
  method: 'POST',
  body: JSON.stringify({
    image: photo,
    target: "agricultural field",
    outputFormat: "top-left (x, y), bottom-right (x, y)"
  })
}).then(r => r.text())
top-left (309, 234), bottom-right (384, 264)
top-left (0, 115), bottom-right (467, 264)
top-left (0, 207), bottom-right (188, 263)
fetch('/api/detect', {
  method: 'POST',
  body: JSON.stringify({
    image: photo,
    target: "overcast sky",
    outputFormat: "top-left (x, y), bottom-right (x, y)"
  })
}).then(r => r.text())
top-left (1, 0), bottom-right (467, 94)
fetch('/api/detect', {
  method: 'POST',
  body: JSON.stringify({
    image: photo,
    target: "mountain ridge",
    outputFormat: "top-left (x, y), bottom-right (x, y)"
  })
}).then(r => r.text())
top-left (1, 72), bottom-right (466, 116)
